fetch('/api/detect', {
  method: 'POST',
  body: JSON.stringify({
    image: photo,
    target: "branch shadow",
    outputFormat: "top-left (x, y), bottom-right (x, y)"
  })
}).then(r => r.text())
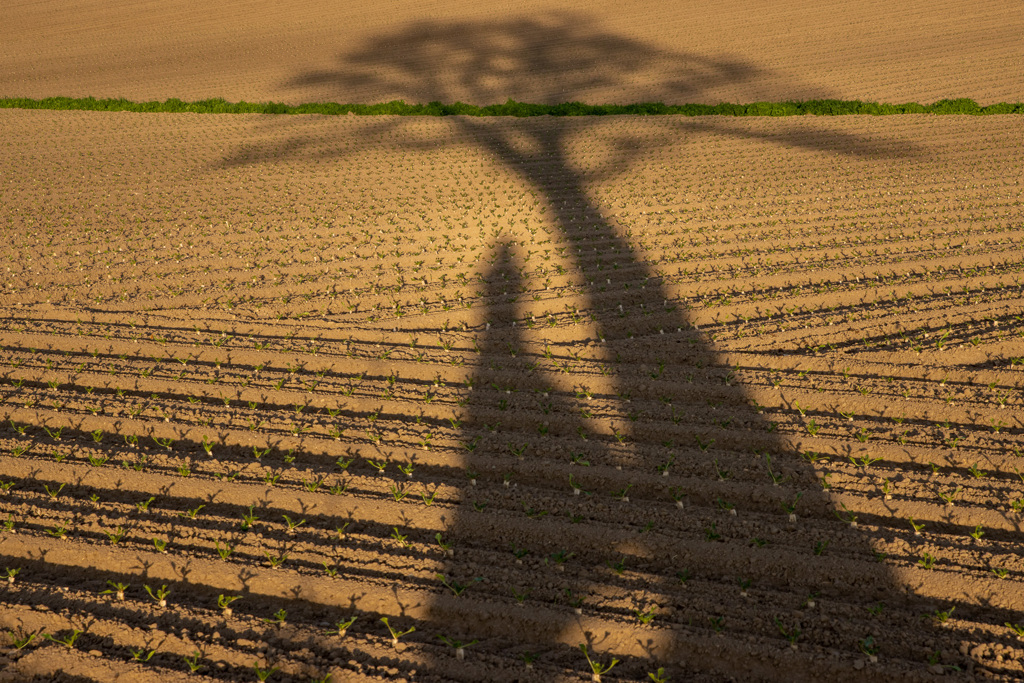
top-left (210, 12), bottom-right (975, 681)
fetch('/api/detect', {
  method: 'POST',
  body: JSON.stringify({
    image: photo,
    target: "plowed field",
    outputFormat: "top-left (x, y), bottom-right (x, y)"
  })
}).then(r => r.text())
top-left (1, 0), bottom-right (1021, 105)
top-left (1, 109), bottom-right (1022, 681)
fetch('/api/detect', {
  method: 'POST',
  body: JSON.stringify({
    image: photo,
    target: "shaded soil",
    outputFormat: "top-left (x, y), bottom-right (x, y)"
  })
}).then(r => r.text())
top-left (0, 109), bottom-right (1022, 681)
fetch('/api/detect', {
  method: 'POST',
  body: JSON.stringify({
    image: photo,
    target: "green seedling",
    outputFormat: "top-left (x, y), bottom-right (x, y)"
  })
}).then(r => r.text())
top-left (438, 635), bottom-right (479, 660)
top-left (282, 514), bottom-right (305, 532)
top-left (217, 594), bottom-right (241, 616)
top-left (858, 636), bottom-right (879, 662)
top-left (183, 651), bottom-right (204, 673)
top-left (253, 662), bottom-right (280, 681)
top-left (264, 608), bottom-right (287, 626)
top-left (580, 643), bottom-right (619, 682)
top-left (648, 667), bottom-right (670, 683)
top-left (774, 617), bottom-right (802, 648)
top-left (327, 616), bottom-right (357, 637)
top-left (43, 483), bottom-right (65, 500)
top-left (380, 617), bottom-right (415, 648)
top-left (4, 567), bottom-right (19, 584)
top-left (100, 580), bottom-right (128, 600)
top-left (263, 550), bottom-right (289, 568)
top-left (834, 503), bottom-right (858, 527)
top-left (436, 573), bottom-right (480, 597)
top-left (240, 506), bottom-right (258, 530)
top-left (152, 537), bottom-right (168, 553)
top-left (46, 524), bottom-right (68, 539)
top-left (7, 628), bottom-right (41, 650)
top-left (669, 487), bottom-right (687, 508)
top-left (144, 584), bottom-right (169, 607)
top-left (43, 629), bottom-right (82, 650)
top-left (435, 533), bottom-right (454, 557)
top-left (635, 606), bottom-right (657, 625)
top-left (391, 527), bottom-right (411, 548)
top-left (216, 539), bottom-right (234, 560)
top-left (782, 492), bottom-right (802, 522)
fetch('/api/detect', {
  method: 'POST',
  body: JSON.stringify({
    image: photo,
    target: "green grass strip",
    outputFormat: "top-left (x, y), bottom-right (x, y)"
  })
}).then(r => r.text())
top-left (0, 96), bottom-right (1021, 116)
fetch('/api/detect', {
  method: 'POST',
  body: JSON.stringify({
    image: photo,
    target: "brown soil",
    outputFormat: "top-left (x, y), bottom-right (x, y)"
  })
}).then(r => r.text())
top-left (1, 0), bottom-right (1021, 105)
top-left (0, 108), bottom-right (1022, 682)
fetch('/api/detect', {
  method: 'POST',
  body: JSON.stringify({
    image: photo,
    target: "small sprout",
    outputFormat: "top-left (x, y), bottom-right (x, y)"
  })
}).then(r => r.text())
top-left (217, 594), bottom-right (241, 616)
top-left (183, 650), bottom-right (204, 673)
top-left (263, 550), bottom-right (289, 568)
top-left (43, 629), bottom-right (82, 650)
top-left (438, 635), bottom-right (478, 660)
top-left (391, 527), bottom-right (411, 548)
top-left (648, 667), bottom-right (670, 683)
top-left (327, 615), bottom-right (357, 637)
top-left (216, 539), bottom-right (234, 560)
top-left (7, 628), bottom-right (40, 650)
top-left (100, 580), bottom-right (128, 600)
top-left (144, 584), bottom-right (170, 607)
top-left (774, 617), bottom-right (801, 648)
top-left (435, 533), bottom-right (454, 557)
top-left (380, 617), bottom-right (415, 648)
top-left (253, 662), bottom-right (281, 682)
top-left (436, 573), bottom-right (480, 597)
top-left (579, 643), bottom-right (619, 682)
top-left (858, 636), bottom-right (879, 662)
top-left (263, 608), bottom-right (287, 626)
top-left (282, 514), bottom-right (306, 532)
top-left (43, 483), bottom-right (65, 500)
top-left (130, 647), bottom-right (156, 662)
top-left (635, 606), bottom-right (657, 625)
top-left (918, 552), bottom-right (937, 569)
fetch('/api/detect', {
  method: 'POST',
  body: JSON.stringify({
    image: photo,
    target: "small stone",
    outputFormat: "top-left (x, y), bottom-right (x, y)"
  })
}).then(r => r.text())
top-left (88, 650), bottom-right (103, 658)
top-left (929, 664), bottom-right (945, 675)
top-left (853, 660), bottom-right (865, 670)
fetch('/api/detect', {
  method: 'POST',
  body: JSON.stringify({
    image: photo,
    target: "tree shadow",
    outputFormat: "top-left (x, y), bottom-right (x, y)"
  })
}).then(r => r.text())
top-left (210, 12), bottom-right (984, 682)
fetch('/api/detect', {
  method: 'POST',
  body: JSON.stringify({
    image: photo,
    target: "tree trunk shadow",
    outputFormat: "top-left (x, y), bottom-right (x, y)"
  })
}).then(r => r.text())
top-left (212, 13), bottom-right (977, 680)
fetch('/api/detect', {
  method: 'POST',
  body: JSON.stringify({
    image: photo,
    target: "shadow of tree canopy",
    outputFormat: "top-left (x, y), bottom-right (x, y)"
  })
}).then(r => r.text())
top-left (290, 12), bottom-right (766, 105)
top-left (210, 13), bottom-right (991, 683)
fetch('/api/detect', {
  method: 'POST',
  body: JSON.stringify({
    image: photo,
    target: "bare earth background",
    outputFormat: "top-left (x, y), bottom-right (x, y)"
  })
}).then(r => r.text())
top-left (1, 2), bottom-right (1023, 683)
top-left (1, 0), bottom-right (1022, 105)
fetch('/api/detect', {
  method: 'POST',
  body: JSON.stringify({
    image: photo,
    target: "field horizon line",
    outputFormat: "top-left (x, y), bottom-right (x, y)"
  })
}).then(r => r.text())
top-left (1, 95), bottom-right (1021, 117)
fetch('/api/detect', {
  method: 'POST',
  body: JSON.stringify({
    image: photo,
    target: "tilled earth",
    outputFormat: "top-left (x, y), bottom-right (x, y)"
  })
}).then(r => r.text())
top-left (0, 110), bottom-right (1022, 681)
